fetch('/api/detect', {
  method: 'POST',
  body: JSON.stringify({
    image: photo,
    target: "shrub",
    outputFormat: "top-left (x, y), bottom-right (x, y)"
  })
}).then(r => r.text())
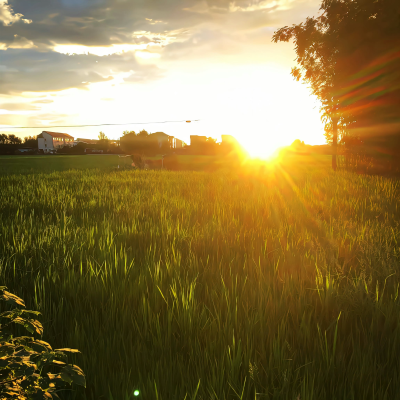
top-left (0, 286), bottom-right (85, 399)
top-left (130, 154), bottom-right (146, 169)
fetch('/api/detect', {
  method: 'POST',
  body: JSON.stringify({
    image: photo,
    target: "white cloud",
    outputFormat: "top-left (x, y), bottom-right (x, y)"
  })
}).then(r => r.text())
top-left (0, 0), bottom-right (32, 26)
top-left (228, 0), bottom-right (300, 13)
top-left (6, 34), bottom-right (37, 49)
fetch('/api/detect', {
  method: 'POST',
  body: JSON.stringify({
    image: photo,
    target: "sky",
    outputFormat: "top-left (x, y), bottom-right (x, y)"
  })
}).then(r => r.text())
top-left (0, 0), bottom-right (327, 157)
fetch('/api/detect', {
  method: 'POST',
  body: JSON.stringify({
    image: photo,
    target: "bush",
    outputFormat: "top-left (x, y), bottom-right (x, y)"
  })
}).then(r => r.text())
top-left (144, 159), bottom-right (162, 170)
top-left (0, 286), bottom-right (85, 399)
top-left (130, 154), bottom-right (146, 169)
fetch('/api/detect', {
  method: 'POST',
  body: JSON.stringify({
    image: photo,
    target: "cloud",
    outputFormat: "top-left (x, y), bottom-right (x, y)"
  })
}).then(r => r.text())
top-left (0, 0), bottom-right (31, 26)
top-left (123, 64), bottom-right (163, 83)
top-left (0, 102), bottom-right (40, 111)
top-left (3, 33), bottom-right (36, 49)
top-left (32, 99), bottom-right (54, 104)
top-left (0, 0), bottom-right (322, 95)
top-left (0, 48), bottom-right (162, 94)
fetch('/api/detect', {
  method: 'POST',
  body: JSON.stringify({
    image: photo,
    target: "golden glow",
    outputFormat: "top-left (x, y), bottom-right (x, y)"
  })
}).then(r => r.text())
top-left (239, 136), bottom-right (285, 160)
top-left (53, 43), bottom-right (151, 56)
top-left (2, 62), bottom-right (326, 149)
top-left (136, 51), bottom-right (161, 60)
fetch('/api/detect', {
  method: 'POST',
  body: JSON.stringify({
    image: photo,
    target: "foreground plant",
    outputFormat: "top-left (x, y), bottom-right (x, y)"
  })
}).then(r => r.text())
top-left (0, 286), bottom-right (85, 399)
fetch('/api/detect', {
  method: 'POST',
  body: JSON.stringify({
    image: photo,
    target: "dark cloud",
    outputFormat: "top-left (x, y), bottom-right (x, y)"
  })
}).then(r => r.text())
top-left (0, 0), bottom-right (207, 47)
top-left (0, 0), bottom-right (295, 48)
top-left (0, 0), bottom-right (320, 94)
top-left (0, 48), bottom-right (161, 94)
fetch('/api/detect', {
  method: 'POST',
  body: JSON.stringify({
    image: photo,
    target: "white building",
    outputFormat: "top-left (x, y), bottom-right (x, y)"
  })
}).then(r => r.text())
top-left (37, 131), bottom-right (74, 153)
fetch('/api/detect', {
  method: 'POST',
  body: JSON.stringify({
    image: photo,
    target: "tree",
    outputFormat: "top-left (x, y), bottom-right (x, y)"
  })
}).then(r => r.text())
top-left (7, 134), bottom-right (22, 145)
top-left (137, 130), bottom-right (149, 138)
top-left (0, 286), bottom-right (86, 399)
top-left (23, 136), bottom-right (38, 147)
top-left (122, 130), bottom-right (136, 136)
top-left (272, 4), bottom-right (344, 170)
top-left (273, 0), bottom-right (400, 170)
top-left (0, 133), bottom-right (8, 144)
top-left (98, 131), bottom-right (108, 140)
top-left (331, 0), bottom-right (400, 164)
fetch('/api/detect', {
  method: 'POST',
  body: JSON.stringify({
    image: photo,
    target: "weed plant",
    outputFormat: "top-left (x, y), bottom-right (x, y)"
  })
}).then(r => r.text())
top-left (0, 156), bottom-right (399, 399)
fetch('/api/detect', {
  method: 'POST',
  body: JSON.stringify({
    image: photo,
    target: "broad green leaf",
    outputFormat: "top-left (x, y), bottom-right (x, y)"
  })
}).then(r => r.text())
top-left (61, 364), bottom-right (86, 387)
top-left (0, 345), bottom-right (14, 356)
top-left (60, 371), bottom-right (73, 384)
top-left (47, 373), bottom-right (62, 380)
top-left (0, 357), bottom-right (10, 367)
top-left (12, 318), bottom-right (44, 335)
top-left (0, 291), bottom-right (25, 308)
top-left (21, 310), bottom-right (41, 317)
top-left (55, 348), bottom-right (80, 354)
top-left (30, 340), bottom-right (52, 353)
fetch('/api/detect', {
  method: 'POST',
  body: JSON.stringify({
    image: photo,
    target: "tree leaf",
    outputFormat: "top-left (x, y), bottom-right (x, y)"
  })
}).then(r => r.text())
top-left (60, 364), bottom-right (86, 387)
top-left (0, 290), bottom-right (25, 308)
top-left (30, 340), bottom-right (52, 353)
top-left (54, 348), bottom-right (80, 354)
top-left (0, 345), bottom-right (15, 357)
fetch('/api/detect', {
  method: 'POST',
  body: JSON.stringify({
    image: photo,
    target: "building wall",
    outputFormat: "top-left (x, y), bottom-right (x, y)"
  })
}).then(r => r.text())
top-left (38, 132), bottom-right (54, 153)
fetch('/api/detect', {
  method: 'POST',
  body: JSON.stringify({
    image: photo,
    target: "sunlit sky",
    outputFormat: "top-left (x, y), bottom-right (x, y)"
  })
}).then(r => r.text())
top-left (0, 0), bottom-right (326, 157)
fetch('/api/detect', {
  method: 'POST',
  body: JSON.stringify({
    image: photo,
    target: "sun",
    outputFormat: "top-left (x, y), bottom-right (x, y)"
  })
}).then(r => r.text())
top-left (240, 138), bottom-right (283, 161)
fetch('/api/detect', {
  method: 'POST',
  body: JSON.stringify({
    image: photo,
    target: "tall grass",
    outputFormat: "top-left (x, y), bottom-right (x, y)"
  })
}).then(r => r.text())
top-left (0, 157), bottom-right (399, 399)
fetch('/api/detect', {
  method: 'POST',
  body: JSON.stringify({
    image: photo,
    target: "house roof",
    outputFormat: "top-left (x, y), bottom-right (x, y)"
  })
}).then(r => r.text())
top-left (42, 131), bottom-right (74, 139)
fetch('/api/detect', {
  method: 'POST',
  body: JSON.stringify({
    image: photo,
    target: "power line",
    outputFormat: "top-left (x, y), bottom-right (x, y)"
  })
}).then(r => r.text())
top-left (0, 119), bottom-right (200, 130)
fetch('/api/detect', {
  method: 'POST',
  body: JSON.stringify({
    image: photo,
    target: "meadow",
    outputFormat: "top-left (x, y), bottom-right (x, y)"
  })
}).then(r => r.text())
top-left (0, 154), bottom-right (399, 399)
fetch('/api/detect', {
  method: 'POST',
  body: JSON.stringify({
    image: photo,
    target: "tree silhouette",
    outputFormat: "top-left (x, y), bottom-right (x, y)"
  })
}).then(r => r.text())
top-left (332, 0), bottom-right (400, 163)
top-left (272, 4), bottom-right (343, 170)
top-left (98, 131), bottom-right (108, 140)
top-left (273, 0), bottom-right (400, 170)
top-left (137, 130), bottom-right (149, 138)
top-left (7, 134), bottom-right (22, 145)
top-left (0, 133), bottom-right (8, 144)
top-left (122, 130), bottom-right (136, 136)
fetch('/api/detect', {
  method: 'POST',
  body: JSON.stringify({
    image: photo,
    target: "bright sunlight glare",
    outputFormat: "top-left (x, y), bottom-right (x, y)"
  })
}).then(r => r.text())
top-left (241, 136), bottom-right (284, 160)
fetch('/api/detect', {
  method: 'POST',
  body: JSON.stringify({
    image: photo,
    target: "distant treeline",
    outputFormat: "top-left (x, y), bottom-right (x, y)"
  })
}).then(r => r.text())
top-left (120, 130), bottom-right (172, 156)
top-left (120, 130), bottom-right (243, 157)
top-left (0, 134), bottom-right (38, 155)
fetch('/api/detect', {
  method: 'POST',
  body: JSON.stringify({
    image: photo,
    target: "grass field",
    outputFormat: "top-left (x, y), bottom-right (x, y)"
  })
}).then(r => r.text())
top-left (1, 155), bottom-right (400, 399)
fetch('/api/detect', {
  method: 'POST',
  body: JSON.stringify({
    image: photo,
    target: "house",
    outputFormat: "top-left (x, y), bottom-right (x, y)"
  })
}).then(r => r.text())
top-left (37, 131), bottom-right (74, 153)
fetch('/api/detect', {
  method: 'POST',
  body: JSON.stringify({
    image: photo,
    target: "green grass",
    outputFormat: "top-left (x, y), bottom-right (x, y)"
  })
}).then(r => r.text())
top-left (0, 155), bottom-right (400, 399)
top-left (0, 155), bottom-right (123, 174)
